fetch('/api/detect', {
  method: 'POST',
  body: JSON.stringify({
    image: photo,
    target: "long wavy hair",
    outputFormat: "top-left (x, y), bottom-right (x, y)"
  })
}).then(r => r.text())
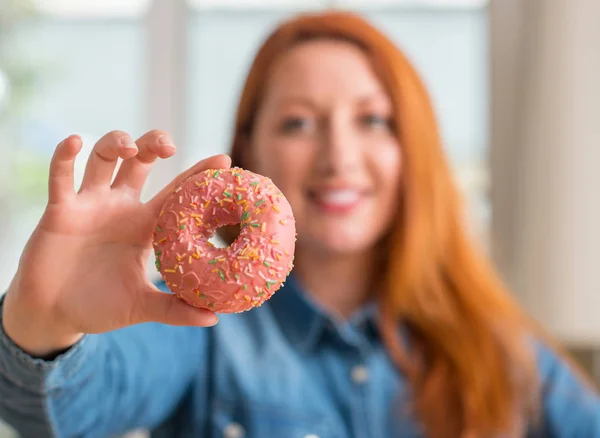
top-left (220, 10), bottom-right (582, 437)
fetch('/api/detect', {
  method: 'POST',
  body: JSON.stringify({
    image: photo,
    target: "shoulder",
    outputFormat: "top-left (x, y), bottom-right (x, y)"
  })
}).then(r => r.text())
top-left (533, 338), bottom-right (594, 397)
top-left (530, 338), bottom-right (600, 436)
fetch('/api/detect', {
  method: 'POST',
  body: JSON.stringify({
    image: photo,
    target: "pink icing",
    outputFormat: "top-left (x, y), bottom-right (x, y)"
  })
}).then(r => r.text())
top-left (152, 167), bottom-right (296, 313)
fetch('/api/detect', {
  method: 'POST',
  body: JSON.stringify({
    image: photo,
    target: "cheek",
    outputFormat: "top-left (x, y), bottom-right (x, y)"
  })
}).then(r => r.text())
top-left (372, 143), bottom-right (403, 212)
top-left (250, 140), bottom-right (312, 199)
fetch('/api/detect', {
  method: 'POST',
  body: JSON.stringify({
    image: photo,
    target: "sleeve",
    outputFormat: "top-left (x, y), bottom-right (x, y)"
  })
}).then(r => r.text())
top-left (531, 340), bottom-right (600, 438)
top-left (0, 284), bottom-right (210, 438)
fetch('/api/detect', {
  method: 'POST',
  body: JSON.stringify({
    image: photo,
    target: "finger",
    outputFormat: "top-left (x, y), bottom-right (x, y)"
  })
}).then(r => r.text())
top-left (111, 129), bottom-right (176, 194)
top-left (147, 154), bottom-right (232, 214)
top-left (133, 289), bottom-right (219, 327)
top-left (48, 135), bottom-right (83, 204)
top-left (79, 130), bottom-right (138, 192)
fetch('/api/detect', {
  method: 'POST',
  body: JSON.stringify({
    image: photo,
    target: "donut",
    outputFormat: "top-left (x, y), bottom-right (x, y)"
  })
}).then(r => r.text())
top-left (152, 167), bottom-right (296, 313)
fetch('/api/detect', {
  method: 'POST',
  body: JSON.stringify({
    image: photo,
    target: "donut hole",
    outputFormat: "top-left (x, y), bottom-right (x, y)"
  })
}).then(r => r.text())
top-left (211, 223), bottom-right (242, 248)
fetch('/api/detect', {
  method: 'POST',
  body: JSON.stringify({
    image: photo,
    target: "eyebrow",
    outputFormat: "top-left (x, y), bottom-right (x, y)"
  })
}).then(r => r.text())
top-left (272, 96), bottom-right (317, 109)
top-left (355, 90), bottom-right (390, 105)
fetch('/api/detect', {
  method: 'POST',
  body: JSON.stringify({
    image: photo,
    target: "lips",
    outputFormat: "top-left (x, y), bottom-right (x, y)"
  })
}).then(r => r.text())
top-left (309, 188), bottom-right (367, 213)
top-left (315, 189), bottom-right (361, 205)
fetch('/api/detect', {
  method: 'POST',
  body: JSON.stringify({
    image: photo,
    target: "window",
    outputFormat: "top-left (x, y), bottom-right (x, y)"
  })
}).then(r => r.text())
top-left (32, 0), bottom-right (150, 18)
top-left (0, 0), bottom-right (490, 294)
top-left (0, 1), bottom-right (148, 292)
top-left (337, 0), bottom-right (487, 7)
top-left (190, 0), bottom-right (324, 9)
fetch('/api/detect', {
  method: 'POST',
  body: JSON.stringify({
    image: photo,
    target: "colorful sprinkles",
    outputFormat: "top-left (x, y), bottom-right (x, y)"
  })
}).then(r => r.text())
top-left (152, 167), bottom-right (296, 314)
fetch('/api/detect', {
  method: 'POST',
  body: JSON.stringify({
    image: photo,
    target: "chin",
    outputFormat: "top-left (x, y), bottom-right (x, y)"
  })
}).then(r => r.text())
top-left (304, 232), bottom-right (376, 256)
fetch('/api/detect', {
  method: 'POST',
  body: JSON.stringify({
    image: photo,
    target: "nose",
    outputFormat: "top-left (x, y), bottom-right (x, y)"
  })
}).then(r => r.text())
top-left (317, 113), bottom-right (361, 176)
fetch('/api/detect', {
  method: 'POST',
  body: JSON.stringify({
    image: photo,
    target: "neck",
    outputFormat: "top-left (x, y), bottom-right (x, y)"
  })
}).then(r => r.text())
top-left (293, 247), bottom-right (379, 319)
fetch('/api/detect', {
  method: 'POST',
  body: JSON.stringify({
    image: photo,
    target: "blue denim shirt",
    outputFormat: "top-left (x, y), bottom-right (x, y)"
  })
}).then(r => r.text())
top-left (0, 273), bottom-right (599, 438)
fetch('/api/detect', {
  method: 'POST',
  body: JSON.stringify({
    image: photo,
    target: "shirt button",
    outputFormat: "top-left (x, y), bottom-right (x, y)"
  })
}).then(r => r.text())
top-left (350, 365), bottom-right (369, 384)
top-left (223, 422), bottom-right (245, 438)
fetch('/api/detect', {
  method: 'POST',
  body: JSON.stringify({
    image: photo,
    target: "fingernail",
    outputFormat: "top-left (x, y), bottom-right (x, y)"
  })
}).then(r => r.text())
top-left (120, 135), bottom-right (137, 149)
top-left (158, 134), bottom-right (175, 148)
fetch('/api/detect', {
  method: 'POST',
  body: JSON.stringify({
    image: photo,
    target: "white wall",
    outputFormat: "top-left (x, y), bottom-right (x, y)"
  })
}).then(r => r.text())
top-left (491, 0), bottom-right (600, 346)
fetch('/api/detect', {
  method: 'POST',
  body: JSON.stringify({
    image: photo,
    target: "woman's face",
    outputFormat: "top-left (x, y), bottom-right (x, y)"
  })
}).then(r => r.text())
top-left (249, 39), bottom-right (402, 256)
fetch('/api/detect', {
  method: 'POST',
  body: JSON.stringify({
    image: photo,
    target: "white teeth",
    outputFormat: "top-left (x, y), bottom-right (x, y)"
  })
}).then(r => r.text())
top-left (317, 189), bottom-right (361, 205)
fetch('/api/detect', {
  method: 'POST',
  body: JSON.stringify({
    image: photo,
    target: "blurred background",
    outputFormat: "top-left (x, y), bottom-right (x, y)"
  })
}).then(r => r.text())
top-left (0, 0), bottom-right (598, 435)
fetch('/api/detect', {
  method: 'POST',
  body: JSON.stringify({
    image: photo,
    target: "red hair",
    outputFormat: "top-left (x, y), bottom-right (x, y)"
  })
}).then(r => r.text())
top-left (225, 10), bottom-right (573, 437)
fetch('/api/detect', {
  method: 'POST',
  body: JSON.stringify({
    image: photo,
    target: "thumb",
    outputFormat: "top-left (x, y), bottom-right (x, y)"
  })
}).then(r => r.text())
top-left (133, 289), bottom-right (219, 327)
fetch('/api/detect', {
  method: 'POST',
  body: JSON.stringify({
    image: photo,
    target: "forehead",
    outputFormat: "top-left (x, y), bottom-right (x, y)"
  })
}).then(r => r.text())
top-left (263, 39), bottom-right (386, 104)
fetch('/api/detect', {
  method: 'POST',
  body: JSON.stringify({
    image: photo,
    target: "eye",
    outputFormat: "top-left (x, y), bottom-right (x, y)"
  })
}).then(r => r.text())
top-left (360, 114), bottom-right (391, 129)
top-left (279, 116), bottom-right (312, 134)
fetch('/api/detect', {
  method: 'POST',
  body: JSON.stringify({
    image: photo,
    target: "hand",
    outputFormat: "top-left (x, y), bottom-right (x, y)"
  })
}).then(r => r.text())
top-left (2, 130), bottom-right (230, 357)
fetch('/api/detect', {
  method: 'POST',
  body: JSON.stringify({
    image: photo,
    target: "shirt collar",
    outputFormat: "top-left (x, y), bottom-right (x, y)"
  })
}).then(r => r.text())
top-left (268, 271), bottom-right (380, 352)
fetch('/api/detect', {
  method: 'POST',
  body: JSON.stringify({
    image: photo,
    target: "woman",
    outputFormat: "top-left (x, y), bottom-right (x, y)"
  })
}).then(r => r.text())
top-left (0, 10), bottom-right (598, 438)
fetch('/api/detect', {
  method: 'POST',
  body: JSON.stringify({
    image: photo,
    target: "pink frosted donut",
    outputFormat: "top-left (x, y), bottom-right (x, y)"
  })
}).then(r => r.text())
top-left (152, 167), bottom-right (296, 313)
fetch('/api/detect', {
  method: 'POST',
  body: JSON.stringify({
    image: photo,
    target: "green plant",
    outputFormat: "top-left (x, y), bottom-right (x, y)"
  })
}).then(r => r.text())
top-left (0, 0), bottom-right (40, 115)
top-left (0, 0), bottom-right (49, 203)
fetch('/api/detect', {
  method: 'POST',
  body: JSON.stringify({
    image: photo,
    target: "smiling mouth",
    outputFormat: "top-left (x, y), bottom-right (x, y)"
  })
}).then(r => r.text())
top-left (308, 188), bottom-right (368, 214)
